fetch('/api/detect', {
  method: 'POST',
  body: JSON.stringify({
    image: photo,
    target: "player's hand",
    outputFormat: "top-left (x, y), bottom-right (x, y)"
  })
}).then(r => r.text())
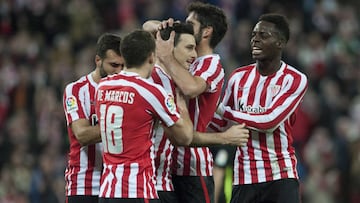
top-left (155, 30), bottom-right (175, 63)
top-left (159, 18), bottom-right (180, 30)
top-left (221, 123), bottom-right (249, 146)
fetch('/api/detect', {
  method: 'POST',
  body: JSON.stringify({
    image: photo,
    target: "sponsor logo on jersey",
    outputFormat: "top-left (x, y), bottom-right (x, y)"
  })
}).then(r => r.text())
top-left (165, 94), bottom-right (176, 114)
top-left (66, 95), bottom-right (78, 113)
top-left (239, 101), bottom-right (266, 114)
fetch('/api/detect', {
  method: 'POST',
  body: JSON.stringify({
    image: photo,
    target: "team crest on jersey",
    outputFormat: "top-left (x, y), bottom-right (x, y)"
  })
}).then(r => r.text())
top-left (66, 95), bottom-right (78, 113)
top-left (268, 85), bottom-right (281, 97)
top-left (165, 94), bottom-right (176, 114)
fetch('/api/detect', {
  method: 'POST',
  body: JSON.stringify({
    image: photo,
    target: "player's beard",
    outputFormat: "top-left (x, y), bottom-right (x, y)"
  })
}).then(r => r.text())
top-left (194, 28), bottom-right (203, 45)
top-left (99, 61), bottom-right (107, 78)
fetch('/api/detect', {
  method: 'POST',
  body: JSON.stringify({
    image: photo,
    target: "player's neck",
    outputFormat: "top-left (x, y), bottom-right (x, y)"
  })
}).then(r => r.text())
top-left (123, 66), bottom-right (151, 79)
top-left (156, 59), bottom-right (169, 75)
top-left (92, 70), bottom-right (101, 83)
top-left (196, 44), bottom-right (213, 57)
top-left (256, 60), bottom-right (282, 76)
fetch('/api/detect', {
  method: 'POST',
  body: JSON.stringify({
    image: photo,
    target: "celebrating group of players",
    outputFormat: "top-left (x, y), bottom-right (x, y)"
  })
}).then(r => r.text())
top-left (63, 2), bottom-right (308, 203)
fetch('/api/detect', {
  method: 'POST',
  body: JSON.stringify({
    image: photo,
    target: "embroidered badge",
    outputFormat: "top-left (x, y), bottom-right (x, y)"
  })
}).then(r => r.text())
top-left (268, 85), bottom-right (281, 97)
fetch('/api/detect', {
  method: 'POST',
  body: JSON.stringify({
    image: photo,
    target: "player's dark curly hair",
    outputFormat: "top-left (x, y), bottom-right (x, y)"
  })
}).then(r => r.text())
top-left (259, 13), bottom-right (290, 43)
top-left (187, 2), bottom-right (228, 49)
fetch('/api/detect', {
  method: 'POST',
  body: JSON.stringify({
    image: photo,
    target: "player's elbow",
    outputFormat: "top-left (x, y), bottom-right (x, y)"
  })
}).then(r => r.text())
top-left (181, 86), bottom-right (202, 99)
top-left (171, 128), bottom-right (193, 146)
top-left (75, 135), bottom-right (89, 146)
top-left (175, 128), bottom-right (193, 146)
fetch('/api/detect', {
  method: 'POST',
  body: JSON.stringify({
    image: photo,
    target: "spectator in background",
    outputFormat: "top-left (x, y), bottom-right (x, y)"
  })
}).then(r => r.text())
top-left (62, 33), bottom-right (123, 203)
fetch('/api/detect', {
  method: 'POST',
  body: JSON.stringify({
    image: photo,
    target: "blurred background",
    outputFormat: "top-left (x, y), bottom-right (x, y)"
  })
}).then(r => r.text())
top-left (0, 0), bottom-right (359, 202)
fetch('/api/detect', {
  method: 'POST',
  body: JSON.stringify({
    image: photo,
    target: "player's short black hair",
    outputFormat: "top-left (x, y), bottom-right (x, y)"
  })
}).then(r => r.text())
top-left (120, 30), bottom-right (155, 68)
top-left (96, 33), bottom-right (122, 58)
top-left (259, 13), bottom-right (290, 42)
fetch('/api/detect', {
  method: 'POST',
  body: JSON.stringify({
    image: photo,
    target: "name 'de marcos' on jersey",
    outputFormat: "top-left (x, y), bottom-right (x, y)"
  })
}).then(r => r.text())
top-left (97, 89), bottom-right (135, 104)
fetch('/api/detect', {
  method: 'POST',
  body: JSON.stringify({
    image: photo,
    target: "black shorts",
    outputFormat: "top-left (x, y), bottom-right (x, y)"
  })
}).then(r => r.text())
top-left (66, 195), bottom-right (98, 203)
top-left (210, 145), bottom-right (236, 168)
top-left (172, 175), bottom-right (214, 203)
top-left (157, 191), bottom-right (178, 203)
top-left (230, 178), bottom-right (300, 203)
top-left (99, 198), bottom-right (160, 203)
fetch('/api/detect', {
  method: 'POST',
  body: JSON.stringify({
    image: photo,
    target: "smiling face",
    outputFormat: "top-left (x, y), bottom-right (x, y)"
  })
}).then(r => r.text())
top-left (174, 33), bottom-right (197, 70)
top-left (250, 21), bottom-right (282, 61)
top-left (97, 49), bottom-right (124, 78)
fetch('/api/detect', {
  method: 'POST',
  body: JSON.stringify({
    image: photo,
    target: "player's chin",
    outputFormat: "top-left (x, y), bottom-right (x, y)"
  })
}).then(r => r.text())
top-left (252, 54), bottom-right (263, 60)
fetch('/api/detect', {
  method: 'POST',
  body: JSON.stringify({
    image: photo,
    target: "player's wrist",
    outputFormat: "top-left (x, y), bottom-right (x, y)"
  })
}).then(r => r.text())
top-left (216, 103), bottom-right (226, 116)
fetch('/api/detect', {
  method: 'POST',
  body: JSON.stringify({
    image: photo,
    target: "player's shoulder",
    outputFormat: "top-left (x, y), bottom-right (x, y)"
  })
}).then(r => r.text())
top-left (229, 63), bottom-right (256, 77)
top-left (284, 63), bottom-right (308, 80)
top-left (64, 74), bottom-right (90, 93)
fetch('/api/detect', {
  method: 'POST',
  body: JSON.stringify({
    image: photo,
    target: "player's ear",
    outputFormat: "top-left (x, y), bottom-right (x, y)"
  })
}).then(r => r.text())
top-left (202, 26), bottom-right (213, 39)
top-left (95, 55), bottom-right (101, 67)
top-left (149, 52), bottom-right (155, 65)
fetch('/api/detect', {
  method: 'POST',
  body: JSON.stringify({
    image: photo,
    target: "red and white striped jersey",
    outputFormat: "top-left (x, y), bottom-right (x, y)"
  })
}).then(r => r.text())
top-left (95, 71), bottom-right (180, 199)
top-left (213, 62), bottom-right (308, 184)
top-left (63, 73), bottom-right (103, 196)
top-left (149, 65), bottom-right (177, 191)
top-left (172, 54), bottom-right (224, 176)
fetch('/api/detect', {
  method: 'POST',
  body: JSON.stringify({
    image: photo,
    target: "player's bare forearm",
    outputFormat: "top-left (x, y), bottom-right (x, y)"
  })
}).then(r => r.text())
top-left (190, 123), bottom-right (249, 147)
top-left (71, 119), bottom-right (102, 146)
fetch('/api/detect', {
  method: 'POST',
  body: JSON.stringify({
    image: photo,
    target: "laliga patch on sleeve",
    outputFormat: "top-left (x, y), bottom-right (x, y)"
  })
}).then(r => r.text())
top-left (165, 94), bottom-right (177, 114)
top-left (66, 95), bottom-right (78, 113)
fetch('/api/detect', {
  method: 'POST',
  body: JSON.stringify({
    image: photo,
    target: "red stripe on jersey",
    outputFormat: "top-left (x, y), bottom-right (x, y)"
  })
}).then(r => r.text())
top-left (194, 148), bottom-right (201, 175)
top-left (122, 165), bottom-right (130, 197)
top-left (247, 71), bottom-right (260, 106)
top-left (237, 148), bottom-right (244, 184)
top-left (183, 147), bottom-right (191, 175)
top-left (248, 133), bottom-right (258, 183)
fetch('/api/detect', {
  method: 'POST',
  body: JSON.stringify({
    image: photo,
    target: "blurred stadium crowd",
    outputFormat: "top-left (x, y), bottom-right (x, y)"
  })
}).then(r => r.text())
top-left (0, 0), bottom-right (359, 202)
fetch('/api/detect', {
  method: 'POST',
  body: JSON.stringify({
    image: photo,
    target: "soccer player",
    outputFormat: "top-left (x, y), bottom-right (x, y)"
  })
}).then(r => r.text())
top-left (149, 23), bottom-right (249, 203)
top-left (154, 2), bottom-right (229, 203)
top-left (95, 30), bottom-right (194, 203)
top-left (213, 13), bottom-right (308, 203)
top-left (63, 33), bottom-right (124, 203)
